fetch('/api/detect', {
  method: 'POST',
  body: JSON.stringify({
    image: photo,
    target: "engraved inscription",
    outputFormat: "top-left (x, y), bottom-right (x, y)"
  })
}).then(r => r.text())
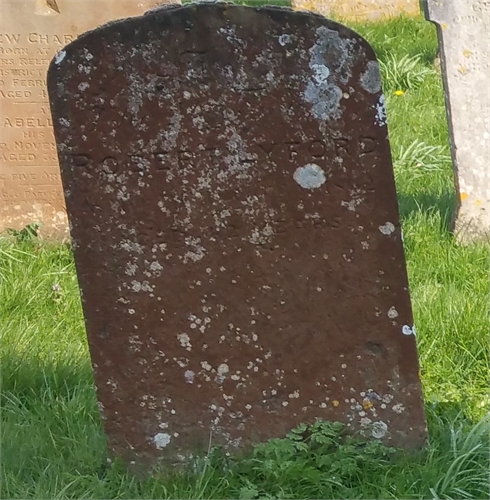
top-left (64, 136), bottom-right (380, 173)
top-left (472, 1), bottom-right (490, 12)
top-left (0, 32), bottom-right (75, 104)
top-left (0, 0), bottom-right (176, 235)
top-left (452, 13), bottom-right (483, 24)
top-left (0, 28), bottom-right (74, 221)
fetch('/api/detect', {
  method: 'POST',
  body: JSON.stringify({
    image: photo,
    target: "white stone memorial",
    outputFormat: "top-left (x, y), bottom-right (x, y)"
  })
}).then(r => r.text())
top-left (422, 0), bottom-right (490, 243)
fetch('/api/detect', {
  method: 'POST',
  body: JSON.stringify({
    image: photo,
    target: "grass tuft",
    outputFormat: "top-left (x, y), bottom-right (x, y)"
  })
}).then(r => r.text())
top-left (380, 53), bottom-right (436, 93)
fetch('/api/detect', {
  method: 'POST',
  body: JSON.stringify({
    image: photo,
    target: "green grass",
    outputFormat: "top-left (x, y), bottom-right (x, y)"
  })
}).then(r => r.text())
top-left (2, 9), bottom-right (489, 500)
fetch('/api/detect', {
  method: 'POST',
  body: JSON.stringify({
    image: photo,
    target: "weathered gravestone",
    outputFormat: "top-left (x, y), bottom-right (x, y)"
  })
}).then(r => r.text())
top-left (422, 0), bottom-right (490, 243)
top-left (48, 2), bottom-right (427, 469)
top-left (292, 0), bottom-right (420, 21)
top-left (0, 0), bottom-right (178, 238)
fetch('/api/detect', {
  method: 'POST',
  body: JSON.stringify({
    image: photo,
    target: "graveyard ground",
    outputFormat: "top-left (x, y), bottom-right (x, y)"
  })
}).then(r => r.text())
top-left (1, 11), bottom-right (489, 500)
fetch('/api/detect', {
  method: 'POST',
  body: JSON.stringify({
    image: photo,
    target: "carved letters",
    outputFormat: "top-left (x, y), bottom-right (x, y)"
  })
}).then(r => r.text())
top-left (67, 136), bottom-right (380, 173)
top-left (0, 0), bottom-right (177, 236)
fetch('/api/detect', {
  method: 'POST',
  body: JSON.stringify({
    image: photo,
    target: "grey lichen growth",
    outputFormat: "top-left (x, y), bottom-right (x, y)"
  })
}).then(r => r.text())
top-left (293, 164), bottom-right (326, 189)
top-left (303, 26), bottom-right (355, 121)
top-left (360, 60), bottom-right (382, 94)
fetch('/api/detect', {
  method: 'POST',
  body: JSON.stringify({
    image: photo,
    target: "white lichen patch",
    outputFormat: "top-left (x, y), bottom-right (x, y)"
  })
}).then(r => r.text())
top-left (106, 378), bottom-right (117, 392)
top-left (360, 416), bottom-right (372, 428)
top-left (153, 432), bottom-right (171, 449)
top-left (378, 222), bottom-right (395, 235)
top-left (131, 280), bottom-right (152, 293)
top-left (278, 34), bottom-right (293, 46)
top-left (217, 363), bottom-right (229, 376)
top-left (157, 200), bottom-right (170, 215)
top-left (392, 403), bottom-right (405, 413)
top-left (188, 312), bottom-right (211, 333)
top-left (126, 73), bottom-right (146, 116)
top-left (219, 25), bottom-right (245, 48)
top-left (54, 50), bottom-right (66, 64)
top-left (174, 357), bottom-right (188, 368)
top-left (117, 187), bottom-right (130, 201)
top-left (249, 224), bottom-right (274, 245)
top-left (387, 306), bottom-right (399, 319)
top-left (183, 236), bottom-right (206, 263)
top-left (184, 370), bottom-right (195, 384)
top-left (341, 188), bottom-right (365, 212)
top-left (177, 332), bottom-right (192, 349)
top-left (341, 198), bottom-right (362, 211)
top-left (201, 361), bottom-right (212, 371)
top-left (77, 63), bottom-right (91, 75)
top-left (294, 164), bottom-right (326, 189)
top-left (374, 94), bottom-right (387, 127)
top-left (148, 260), bottom-right (163, 274)
top-left (223, 129), bottom-right (257, 179)
top-left (382, 394), bottom-right (394, 404)
top-left (402, 325), bottom-right (416, 336)
top-left (360, 60), bottom-right (382, 94)
top-left (125, 262), bottom-right (137, 276)
top-left (128, 335), bottom-right (143, 353)
top-left (371, 421), bottom-right (388, 439)
top-left (120, 240), bottom-right (144, 254)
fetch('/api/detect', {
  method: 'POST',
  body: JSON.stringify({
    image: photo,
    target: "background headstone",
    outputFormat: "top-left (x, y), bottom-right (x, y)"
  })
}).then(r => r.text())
top-left (422, 1), bottom-right (490, 243)
top-left (292, 0), bottom-right (420, 21)
top-left (48, 3), bottom-right (427, 470)
top-left (0, 0), bottom-right (179, 238)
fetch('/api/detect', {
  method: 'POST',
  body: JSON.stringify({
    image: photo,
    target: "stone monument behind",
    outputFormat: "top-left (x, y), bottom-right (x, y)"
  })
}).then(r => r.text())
top-left (291, 0), bottom-right (420, 21)
top-left (422, 0), bottom-right (490, 243)
top-left (0, 0), bottom-right (178, 238)
top-left (48, 2), bottom-right (427, 470)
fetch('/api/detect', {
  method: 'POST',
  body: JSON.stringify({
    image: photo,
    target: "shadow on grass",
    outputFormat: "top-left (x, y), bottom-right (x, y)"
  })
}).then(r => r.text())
top-left (398, 188), bottom-right (457, 230)
top-left (0, 351), bottom-right (95, 406)
top-left (426, 398), bottom-right (486, 429)
top-left (2, 347), bottom-right (488, 500)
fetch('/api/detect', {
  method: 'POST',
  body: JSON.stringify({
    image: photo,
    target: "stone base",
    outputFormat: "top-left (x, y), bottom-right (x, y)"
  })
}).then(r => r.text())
top-left (453, 203), bottom-right (490, 244)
